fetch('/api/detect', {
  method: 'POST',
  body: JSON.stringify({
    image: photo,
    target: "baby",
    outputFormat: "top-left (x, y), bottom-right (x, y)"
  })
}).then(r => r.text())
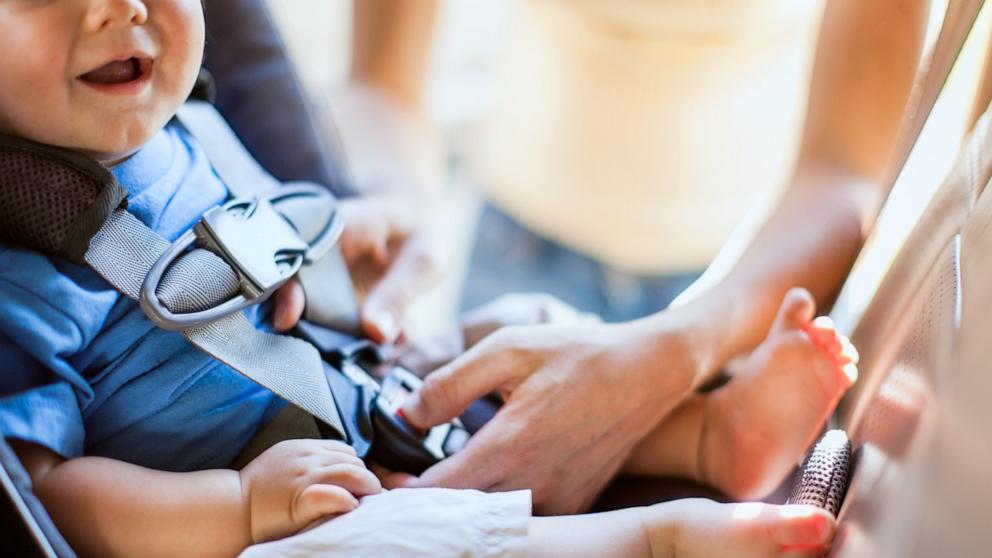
top-left (0, 0), bottom-right (853, 557)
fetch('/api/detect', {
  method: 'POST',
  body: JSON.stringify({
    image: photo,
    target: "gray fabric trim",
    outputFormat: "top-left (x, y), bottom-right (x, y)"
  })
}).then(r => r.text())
top-left (299, 248), bottom-right (362, 335)
top-left (202, 0), bottom-right (357, 197)
top-left (176, 101), bottom-right (280, 198)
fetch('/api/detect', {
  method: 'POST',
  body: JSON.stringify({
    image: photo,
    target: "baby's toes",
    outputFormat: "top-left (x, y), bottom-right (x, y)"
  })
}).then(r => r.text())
top-left (804, 317), bottom-right (859, 388)
top-left (772, 287), bottom-right (817, 335)
top-left (838, 334), bottom-right (859, 365)
top-left (804, 316), bottom-right (841, 355)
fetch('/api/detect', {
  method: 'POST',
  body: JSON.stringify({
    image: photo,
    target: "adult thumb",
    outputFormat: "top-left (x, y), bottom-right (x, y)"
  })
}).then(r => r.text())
top-left (401, 339), bottom-right (511, 430)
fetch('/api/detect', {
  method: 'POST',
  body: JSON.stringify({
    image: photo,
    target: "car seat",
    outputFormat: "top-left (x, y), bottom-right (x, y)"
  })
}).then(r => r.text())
top-left (0, 1), bottom-right (351, 556)
top-left (828, 90), bottom-right (992, 558)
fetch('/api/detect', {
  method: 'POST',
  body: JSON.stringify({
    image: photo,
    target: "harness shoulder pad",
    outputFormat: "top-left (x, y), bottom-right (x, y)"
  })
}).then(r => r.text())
top-left (0, 136), bottom-right (127, 264)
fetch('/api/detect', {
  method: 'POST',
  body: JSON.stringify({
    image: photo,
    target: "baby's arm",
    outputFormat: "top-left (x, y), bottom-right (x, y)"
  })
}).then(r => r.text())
top-left (13, 438), bottom-right (380, 558)
top-left (528, 507), bottom-right (654, 557)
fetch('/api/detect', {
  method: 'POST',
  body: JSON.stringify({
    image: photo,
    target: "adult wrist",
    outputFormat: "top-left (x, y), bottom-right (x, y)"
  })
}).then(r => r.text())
top-left (627, 300), bottom-right (729, 391)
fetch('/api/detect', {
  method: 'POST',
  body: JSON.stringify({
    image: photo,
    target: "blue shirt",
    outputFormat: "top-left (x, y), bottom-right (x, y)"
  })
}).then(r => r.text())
top-left (0, 124), bottom-right (283, 472)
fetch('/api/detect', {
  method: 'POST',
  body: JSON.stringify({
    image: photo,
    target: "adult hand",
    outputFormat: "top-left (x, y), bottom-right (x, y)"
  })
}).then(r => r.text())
top-left (391, 318), bottom-right (703, 514)
top-left (397, 292), bottom-right (602, 376)
top-left (272, 194), bottom-right (445, 343)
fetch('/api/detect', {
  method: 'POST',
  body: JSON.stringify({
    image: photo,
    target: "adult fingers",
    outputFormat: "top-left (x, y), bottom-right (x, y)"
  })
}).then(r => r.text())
top-left (380, 471), bottom-right (417, 489)
top-left (271, 279), bottom-right (305, 332)
top-left (361, 239), bottom-right (442, 343)
top-left (401, 331), bottom-right (524, 429)
top-left (407, 410), bottom-right (526, 491)
top-left (368, 462), bottom-right (418, 488)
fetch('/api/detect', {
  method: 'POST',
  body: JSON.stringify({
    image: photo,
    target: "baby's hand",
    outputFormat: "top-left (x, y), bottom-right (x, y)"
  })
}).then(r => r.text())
top-left (271, 194), bottom-right (444, 342)
top-left (239, 439), bottom-right (382, 542)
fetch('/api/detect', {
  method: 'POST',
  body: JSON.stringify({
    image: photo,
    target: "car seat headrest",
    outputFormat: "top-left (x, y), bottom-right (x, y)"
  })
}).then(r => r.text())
top-left (0, 135), bottom-right (128, 265)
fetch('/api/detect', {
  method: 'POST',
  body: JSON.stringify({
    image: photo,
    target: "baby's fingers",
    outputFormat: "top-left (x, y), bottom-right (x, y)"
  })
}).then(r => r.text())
top-left (295, 484), bottom-right (359, 525)
top-left (272, 279), bottom-right (305, 332)
top-left (312, 463), bottom-right (383, 497)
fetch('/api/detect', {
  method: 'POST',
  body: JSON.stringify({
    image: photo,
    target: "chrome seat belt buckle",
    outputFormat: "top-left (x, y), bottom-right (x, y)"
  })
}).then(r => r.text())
top-left (293, 320), bottom-right (499, 475)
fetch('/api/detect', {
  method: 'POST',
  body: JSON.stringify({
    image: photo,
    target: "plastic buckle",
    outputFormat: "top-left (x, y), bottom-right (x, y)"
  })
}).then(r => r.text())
top-left (140, 185), bottom-right (342, 331)
top-left (198, 197), bottom-right (308, 298)
top-left (369, 367), bottom-right (472, 474)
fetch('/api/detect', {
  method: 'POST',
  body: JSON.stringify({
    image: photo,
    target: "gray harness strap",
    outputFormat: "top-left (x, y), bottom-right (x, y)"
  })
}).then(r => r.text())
top-left (63, 100), bottom-right (355, 438)
top-left (177, 101), bottom-right (363, 335)
top-left (176, 101), bottom-right (279, 198)
top-left (86, 203), bottom-right (347, 438)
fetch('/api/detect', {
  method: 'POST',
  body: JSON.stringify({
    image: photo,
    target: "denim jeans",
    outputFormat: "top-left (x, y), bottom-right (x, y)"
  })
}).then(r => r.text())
top-left (462, 204), bottom-right (702, 322)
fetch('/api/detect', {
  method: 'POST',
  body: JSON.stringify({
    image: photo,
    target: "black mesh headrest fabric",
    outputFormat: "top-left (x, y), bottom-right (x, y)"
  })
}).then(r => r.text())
top-left (0, 136), bottom-right (128, 264)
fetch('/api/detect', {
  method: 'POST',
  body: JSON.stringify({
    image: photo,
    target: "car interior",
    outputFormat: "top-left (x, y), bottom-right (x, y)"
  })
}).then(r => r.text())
top-left (3, 0), bottom-right (992, 556)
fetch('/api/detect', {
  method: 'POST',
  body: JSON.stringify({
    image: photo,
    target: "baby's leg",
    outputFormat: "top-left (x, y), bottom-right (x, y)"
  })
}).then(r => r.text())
top-left (528, 499), bottom-right (833, 558)
top-left (625, 288), bottom-right (857, 499)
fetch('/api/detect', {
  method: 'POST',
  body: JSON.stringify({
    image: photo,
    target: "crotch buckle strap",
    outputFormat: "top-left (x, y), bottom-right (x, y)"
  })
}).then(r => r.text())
top-left (140, 184), bottom-right (343, 331)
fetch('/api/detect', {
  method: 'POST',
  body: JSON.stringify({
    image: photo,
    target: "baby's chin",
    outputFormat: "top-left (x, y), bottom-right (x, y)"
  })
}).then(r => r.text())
top-left (65, 123), bottom-right (161, 166)
top-left (83, 145), bottom-right (144, 166)
top-left (9, 119), bottom-right (160, 166)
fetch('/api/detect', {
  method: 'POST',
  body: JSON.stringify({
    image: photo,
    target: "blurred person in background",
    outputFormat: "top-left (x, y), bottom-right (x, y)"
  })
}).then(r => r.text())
top-left (350, 0), bottom-right (854, 320)
top-left (341, 0), bottom-right (933, 514)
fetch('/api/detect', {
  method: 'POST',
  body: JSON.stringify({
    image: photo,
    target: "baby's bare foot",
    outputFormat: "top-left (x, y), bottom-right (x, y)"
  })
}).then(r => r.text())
top-left (642, 499), bottom-right (835, 558)
top-left (701, 287), bottom-right (858, 500)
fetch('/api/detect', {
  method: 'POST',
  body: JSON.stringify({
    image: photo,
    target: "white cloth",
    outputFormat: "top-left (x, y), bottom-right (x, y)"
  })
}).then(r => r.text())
top-left (239, 488), bottom-right (532, 558)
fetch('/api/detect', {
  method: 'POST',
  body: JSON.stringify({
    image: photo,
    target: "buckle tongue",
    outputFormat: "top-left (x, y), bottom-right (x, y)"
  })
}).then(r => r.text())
top-left (197, 197), bottom-right (308, 298)
top-left (140, 186), bottom-right (341, 331)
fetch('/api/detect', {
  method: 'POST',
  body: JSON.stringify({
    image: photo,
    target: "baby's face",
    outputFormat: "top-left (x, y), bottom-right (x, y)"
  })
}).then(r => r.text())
top-left (0, 0), bottom-right (204, 162)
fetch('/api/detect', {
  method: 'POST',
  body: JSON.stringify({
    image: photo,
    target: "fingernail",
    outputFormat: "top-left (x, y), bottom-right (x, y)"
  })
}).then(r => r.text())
top-left (813, 316), bottom-right (835, 330)
top-left (400, 393), bottom-right (427, 429)
top-left (369, 308), bottom-right (399, 343)
top-left (395, 407), bottom-right (426, 435)
top-left (842, 363), bottom-right (859, 385)
top-left (841, 337), bottom-right (860, 364)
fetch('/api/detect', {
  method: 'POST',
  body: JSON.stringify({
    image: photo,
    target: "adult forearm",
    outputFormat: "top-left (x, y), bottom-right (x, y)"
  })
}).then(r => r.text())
top-left (635, 0), bottom-right (929, 382)
top-left (351, 0), bottom-right (438, 111)
top-left (34, 456), bottom-right (249, 558)
top-left (636, 174), bottom-right (870, 386)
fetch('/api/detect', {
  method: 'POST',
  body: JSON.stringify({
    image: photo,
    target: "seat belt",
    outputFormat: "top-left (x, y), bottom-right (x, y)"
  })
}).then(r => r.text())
top-left (0, 94), bottom-right (485, 472)
top-left (175, 100), bottom-right (363, 334)
top-left (84, 99), bottom-right (362, 440)
top-left (0, 99), bottom-right (349, 439)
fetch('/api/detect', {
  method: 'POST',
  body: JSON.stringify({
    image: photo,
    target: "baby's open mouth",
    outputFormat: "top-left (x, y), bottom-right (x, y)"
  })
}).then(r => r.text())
top-left (79, 57), bottom-right (152, 85)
